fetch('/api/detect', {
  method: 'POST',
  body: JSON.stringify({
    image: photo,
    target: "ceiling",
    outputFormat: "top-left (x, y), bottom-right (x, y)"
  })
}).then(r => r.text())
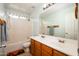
top-left (4, 3), bottom-right (74, 17)
top-left (8, 3), bottom-right (43, 15)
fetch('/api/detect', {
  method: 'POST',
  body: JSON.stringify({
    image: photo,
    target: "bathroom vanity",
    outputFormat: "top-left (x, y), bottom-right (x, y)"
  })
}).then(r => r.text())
top-left (30, 39), bottom-right (67, 56)
top-left (30, 35), bottom-right (78, 56)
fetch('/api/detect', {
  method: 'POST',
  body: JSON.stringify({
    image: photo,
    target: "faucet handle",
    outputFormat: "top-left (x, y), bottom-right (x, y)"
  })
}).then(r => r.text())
top-left (59, 40), bottom-right (65, 43)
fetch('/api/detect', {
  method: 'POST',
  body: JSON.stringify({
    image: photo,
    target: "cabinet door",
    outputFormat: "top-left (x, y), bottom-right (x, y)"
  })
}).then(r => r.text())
top-left (53, 50), bottom-right (66, 56)
top-left (42, 50), bottom-right (51, 56)
top-left (35, 49), bottom-right (41, 56)
top-left (35, 41), bottom-right (41, 50)
top-left (30, 39), bottom-right (35, 56)
top-left (42, 44), bottom-right (53, 55)
top-left (34, 41), bottom-right (42, 56)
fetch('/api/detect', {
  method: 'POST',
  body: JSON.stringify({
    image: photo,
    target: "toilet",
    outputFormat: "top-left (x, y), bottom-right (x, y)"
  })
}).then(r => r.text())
top-left (22, 41), bottom-right (31, 52)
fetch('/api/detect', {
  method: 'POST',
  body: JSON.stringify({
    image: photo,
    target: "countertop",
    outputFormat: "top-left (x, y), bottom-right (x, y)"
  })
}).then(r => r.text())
top-left (30, 35), bottom-right (78, 56)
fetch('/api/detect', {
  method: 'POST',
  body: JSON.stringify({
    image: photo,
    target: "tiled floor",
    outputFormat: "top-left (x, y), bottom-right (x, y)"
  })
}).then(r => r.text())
top-left (18, 51), bottom-right (32, 56)
top-left (18, 48), bottom-right (32, 56)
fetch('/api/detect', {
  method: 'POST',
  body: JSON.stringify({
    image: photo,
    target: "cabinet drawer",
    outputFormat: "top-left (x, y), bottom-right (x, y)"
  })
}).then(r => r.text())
top-left (35, 41), bottom-right (41, 50)
top-left (42, 44), bottom-right (53, 55)
top-left (53, 50), bottom-right (66, 56)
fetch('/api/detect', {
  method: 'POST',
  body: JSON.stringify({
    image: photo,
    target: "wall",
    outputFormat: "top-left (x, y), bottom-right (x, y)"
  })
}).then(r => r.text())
top-left (30, 5), bottom-right (43, 36)
top-left (0, 4), bottom-right (5, 19)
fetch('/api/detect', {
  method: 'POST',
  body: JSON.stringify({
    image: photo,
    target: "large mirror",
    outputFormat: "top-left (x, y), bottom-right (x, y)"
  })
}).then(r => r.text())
top-left (40, 3), bottom-right (78, 40)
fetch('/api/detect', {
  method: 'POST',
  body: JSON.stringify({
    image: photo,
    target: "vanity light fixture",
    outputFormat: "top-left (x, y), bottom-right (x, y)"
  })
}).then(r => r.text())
top-left (47, 25), bottom-right (59, 28)
top-left (43, 3), bottom-right (55, 10)
top-left (20, 16), bottom-right (26, 19)
top-left (9, 14), bottom-right (19, 18)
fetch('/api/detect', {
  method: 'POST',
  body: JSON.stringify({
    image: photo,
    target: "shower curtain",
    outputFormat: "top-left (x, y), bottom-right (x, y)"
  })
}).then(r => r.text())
top-left (5, 16), bottom-right (32, 53)
top-left (0, 20), bottom-right (7, 55)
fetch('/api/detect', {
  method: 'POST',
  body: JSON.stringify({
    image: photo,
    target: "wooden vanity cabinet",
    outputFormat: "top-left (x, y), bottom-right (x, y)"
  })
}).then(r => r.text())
top-left (34, 41), bottom-right (41, 56)
top-left (42, 50), bottom-right (51, 56)
top-left (53, 50), bottom-right (67, 56)
top-left (30, 39), bottom-right (35, 55)
top-left (30, 39), bottom-right (67, 56)
top-left (35, 40), bottom-right (41, 50)
top-left (30, 39), bottom-right (42, 56)
top-left (41, 44), bottom-right (53, 56)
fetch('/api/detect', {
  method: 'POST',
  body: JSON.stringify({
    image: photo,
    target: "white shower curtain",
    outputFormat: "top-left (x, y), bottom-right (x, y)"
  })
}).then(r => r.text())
top-left (5, 16), bottom-right (32, 53)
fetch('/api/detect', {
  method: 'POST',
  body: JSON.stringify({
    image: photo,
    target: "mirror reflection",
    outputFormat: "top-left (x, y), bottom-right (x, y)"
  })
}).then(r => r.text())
top-left (40, 3), bottom-right (78, 40)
